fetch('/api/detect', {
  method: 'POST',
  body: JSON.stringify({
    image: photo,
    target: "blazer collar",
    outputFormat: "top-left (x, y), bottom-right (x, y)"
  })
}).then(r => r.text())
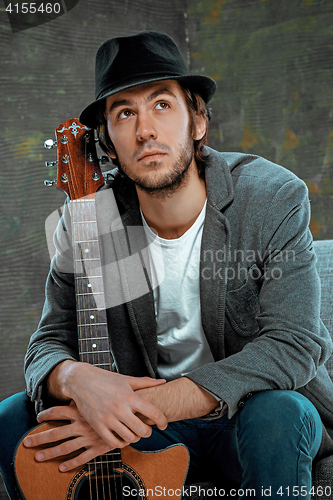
top-left (199, 147), bottom-right (234, 359)
top-left (203, 146), bottom-right (234, 211)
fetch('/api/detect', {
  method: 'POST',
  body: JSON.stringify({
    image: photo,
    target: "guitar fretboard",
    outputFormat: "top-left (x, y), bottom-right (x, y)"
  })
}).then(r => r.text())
top-left (71, 197), bottom-right (121, 465)
top-left (72, 198), bottom-right (111, 369)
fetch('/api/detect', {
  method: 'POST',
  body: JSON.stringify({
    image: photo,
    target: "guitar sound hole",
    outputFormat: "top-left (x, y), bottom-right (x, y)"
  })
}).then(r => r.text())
top-left (69, 464), bottom-right (145, 499)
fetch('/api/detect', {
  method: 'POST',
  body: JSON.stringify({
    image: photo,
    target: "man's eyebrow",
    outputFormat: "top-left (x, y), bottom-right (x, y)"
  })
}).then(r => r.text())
top-left (107, 88), bottom-right (179, 115)
top-left (147, 88), bottom-right (179, 102)
top-left (107, 98), bottom-right (135, 115)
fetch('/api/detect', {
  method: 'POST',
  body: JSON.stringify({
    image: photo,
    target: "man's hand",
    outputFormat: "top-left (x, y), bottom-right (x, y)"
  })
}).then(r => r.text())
top-left (23, 361), bottom-right (168, 471)
top-left (24, 402), bottom-right (114, 471)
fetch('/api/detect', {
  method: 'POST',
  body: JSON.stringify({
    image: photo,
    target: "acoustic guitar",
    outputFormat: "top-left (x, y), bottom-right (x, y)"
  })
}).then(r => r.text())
top-left (14, 118), bottom-right (189, 500)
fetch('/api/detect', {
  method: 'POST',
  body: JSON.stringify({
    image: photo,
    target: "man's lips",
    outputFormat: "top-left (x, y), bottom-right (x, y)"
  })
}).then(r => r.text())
top-left (137, 150), bottom-right (167, 161)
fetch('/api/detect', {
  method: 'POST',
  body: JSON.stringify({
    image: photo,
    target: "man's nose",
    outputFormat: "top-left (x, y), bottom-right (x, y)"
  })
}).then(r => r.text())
top-left (136, 112), bottom-right (157, 141)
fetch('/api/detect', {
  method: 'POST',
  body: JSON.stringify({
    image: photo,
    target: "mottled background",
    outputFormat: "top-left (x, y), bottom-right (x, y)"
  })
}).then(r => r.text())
top-left (1, 0), bottom-right (333, 497)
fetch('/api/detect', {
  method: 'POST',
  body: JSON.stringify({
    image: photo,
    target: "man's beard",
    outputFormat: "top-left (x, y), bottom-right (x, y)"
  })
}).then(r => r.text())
top-left (117, 135), bottom-right (195, 199)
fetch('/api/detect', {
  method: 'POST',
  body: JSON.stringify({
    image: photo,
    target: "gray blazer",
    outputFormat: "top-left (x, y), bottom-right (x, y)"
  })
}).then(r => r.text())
top-left (25, 147), bottom-right (333, 437)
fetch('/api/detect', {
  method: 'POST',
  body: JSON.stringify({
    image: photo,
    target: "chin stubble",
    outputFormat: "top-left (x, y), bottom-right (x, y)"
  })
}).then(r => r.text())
top-left (118, 137), bottom-right (194, 199)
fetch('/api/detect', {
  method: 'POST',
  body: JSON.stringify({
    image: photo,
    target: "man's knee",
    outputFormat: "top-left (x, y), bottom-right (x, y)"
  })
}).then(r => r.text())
top-left (237, 390), bottom-right (322, 458)
top-left (0, 392), bottom-right (36, 459)
top-left (241, 390), bottom-right (316, 418)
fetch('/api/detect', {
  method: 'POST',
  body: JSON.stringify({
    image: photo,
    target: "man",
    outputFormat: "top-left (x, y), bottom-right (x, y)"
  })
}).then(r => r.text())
top-left (1, 30), bottom-right (333, 500)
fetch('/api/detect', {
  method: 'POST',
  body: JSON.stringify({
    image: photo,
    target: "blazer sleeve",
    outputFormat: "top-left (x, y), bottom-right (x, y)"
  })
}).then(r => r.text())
top-left (186, 177), bottom-right (333, 418)
top-left (24, 205), bottom-right (79, 413)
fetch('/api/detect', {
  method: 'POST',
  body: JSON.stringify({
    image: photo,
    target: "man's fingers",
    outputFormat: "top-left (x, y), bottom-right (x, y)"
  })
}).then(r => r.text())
top-left (127, 376), bottom-right (166, 391)
top-left (114, 412), bottom-right (153, 440)
top-left (37, 404), bottom-right (79, 423)
top-left (135, 412), bottom-right (155, 426)
top-left (34, 437), bottom-right (84, 462)
top-left (96, 417), bottom-right (141, 447)
top-left (58, 443), bottom-right (117, 472)
top-left (23, 423), bottom-right (73, 448)
top-left (132, 399), bottom-right (168, 430)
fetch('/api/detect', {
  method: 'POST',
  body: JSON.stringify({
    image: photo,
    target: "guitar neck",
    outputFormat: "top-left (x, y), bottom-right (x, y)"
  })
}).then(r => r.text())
top-left (72, 197), bottom-right (112, 370)
top-left (72, 197), bottom-right (122, 465)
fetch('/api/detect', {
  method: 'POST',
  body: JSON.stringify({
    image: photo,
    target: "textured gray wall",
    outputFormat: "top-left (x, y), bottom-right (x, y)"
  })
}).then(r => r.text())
top-left (1, 0), bottom-right (333, 497)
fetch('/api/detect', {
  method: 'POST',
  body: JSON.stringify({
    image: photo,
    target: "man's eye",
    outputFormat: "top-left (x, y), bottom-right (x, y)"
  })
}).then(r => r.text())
top-left (156, 102), bottom-right (169, 110)
top-left (118, 109), bottom-right (133, 119)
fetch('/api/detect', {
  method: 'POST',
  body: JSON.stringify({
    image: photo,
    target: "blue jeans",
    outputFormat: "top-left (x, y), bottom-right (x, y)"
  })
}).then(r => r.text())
top-left (0, 390), bottom-right (323, 499)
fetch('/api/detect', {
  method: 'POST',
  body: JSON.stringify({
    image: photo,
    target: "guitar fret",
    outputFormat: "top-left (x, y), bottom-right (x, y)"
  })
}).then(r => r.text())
top-left (79, 337), bottom-right (109, 342)
top-left (80, 338), bottom-right (110, 353)
top-left (75, 239), bottom-right (99, 243)
top-left (78, 305), bottom-right (99, 309)
top-left (77, 313), bottom-right (107, 324)
top-left (73, 220), bottom-right (97, 224)
top-left (78, 322), bottom-right (107, 327)
top-left (75, 258), bottom-right (100, 261)
top-left (77, 307), bottom-right (98, 312)
top-left (76, 275), bottom-right (103, 279)
top-left (81, 350), bottom-right (110, 354)
top-left (77, 291), bottom-right (104, 296)
top-left (78, 323), bottom-right (107, 330)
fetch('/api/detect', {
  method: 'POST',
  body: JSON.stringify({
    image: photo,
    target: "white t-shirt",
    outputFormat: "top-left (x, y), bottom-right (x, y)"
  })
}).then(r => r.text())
top-left (141, 201), bottom-right (215, 381)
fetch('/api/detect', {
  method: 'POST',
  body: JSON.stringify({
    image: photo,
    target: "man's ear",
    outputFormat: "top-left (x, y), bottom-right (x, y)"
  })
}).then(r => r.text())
top-left (193, 113), bottom-right (207, 141)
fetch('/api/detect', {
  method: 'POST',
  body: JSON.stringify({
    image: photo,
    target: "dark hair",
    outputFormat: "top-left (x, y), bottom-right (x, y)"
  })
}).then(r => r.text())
top-left (178, 82), bottom-right (211, 178)
top-left (96, 82), bottom-right (211, 177)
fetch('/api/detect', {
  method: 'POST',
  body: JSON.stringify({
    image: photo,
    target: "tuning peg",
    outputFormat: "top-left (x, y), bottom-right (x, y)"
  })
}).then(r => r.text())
top-left (99, 155), bottom-right (110, 165)
top-left (44, 179), bottom-right (56, 186)
top-left (45, 160), bottom-right (58, 167)
top-left (44, 139), bottom-right (57, 149)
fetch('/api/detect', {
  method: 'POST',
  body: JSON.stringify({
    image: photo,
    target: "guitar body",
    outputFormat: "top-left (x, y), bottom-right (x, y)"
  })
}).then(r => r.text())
top-left (15, 423), bottom-right (189, 499)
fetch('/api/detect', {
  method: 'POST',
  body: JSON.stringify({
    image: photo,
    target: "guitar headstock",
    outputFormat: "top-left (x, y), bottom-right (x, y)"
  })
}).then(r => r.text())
top-left (49, 118), bottom-right (105, 200)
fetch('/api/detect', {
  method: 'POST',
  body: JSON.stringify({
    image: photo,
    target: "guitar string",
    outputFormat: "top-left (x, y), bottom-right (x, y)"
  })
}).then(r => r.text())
top-left (85, 204), bottom-right (101, 500)
top-left (69, 172), bottom-right (95, 500)
top-left (85, 144), bottom-right (113, 499)
top-left (84, 204), bottom-right (94, 500)
top-left (83, 135), bottom-right (101, 500)
top-left (88, 193), bottom-right (109, 500)
top-left (74, 199), bottom-right (99, 498)
top-left (75, 201), bottom-right (94, 500)
top-left (89, 197), bottom-right (122, 500)
top-left (91, 198), bottom-right (117, 500)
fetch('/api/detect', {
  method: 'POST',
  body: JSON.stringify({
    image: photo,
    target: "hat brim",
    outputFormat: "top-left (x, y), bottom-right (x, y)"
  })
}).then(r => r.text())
top-left (79, 74), bottom-right (216, 129)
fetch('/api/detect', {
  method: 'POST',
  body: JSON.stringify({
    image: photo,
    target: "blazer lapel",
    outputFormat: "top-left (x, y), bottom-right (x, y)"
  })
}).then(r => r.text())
top-left (200, 148), bottom-right (234, 361)
top-left (97, 181), bottom-right (158, 376)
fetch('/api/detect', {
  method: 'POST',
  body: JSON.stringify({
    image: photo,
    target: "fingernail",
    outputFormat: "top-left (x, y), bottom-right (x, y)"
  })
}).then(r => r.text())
top-left (24, 438), bottom-right (32, 447)
top-left (36, 453), bottom-right (44, 461)
top-left (59, 465), bottom-right (67, 472)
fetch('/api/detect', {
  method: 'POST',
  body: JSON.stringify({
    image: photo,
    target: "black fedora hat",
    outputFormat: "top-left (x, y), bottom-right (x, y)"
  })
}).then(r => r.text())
top-left (79, 30), bottom-right (216, 128)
